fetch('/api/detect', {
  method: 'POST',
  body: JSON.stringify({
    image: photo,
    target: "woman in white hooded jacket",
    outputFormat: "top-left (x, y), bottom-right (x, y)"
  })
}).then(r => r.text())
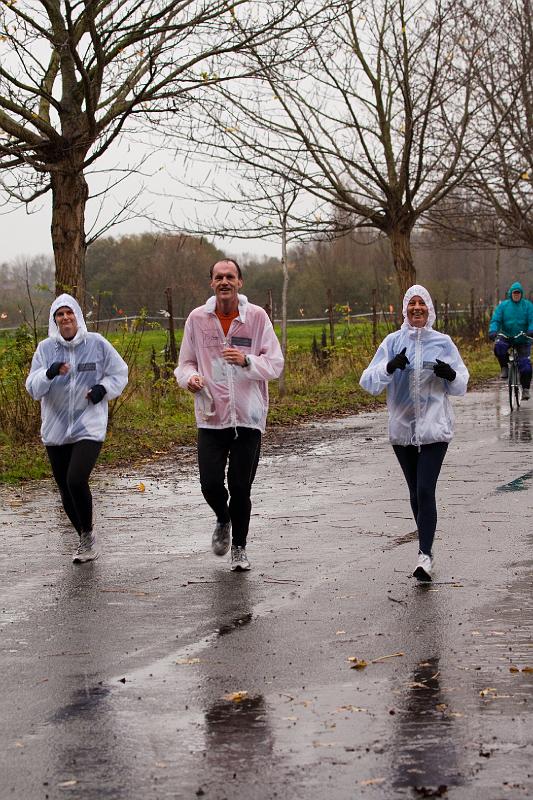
top-left (26, 294), bottom-right (128, 563)
top-left (360, 285), bottom-right (469, 581)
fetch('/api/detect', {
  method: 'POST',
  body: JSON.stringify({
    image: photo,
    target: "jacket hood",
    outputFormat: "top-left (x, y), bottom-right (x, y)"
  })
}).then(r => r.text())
top-left (507, 281), bottom-right (524, 300)
top-left (48, 293), bottom-right (87, 343)
top-left (401, 284), bottom-right (436, 330)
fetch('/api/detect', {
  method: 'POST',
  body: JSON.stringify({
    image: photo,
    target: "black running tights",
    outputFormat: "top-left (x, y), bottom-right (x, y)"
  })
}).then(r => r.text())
top-left (46, 440), bottom-right (103, 534)
top-left (197, 427), bottom-right (261, 548)
top-left (392, 442), bottom-right (448, 556)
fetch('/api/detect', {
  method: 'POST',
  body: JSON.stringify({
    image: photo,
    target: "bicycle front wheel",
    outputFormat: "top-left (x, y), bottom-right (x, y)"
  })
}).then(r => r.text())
top-left (508, 363), bottom-right (520, 411)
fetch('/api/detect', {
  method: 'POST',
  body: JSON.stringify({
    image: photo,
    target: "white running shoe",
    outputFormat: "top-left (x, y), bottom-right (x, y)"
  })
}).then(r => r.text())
top-left (413, 552), bottom-right (433, 582)
top-left (230, 545), bottom-right (251, 571)
top-left (73, 531), bottom-right (99, 563)
top-left (212, 521), bottom-right (231, 556)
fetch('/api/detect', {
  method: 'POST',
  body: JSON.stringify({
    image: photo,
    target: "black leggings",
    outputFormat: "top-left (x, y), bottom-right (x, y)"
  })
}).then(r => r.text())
top-left (46, 440), bottom-right (103, 534)
top-left (392, 442), bottom-right (448, 556)
top-left (197, 427), bottom-right (261, 548)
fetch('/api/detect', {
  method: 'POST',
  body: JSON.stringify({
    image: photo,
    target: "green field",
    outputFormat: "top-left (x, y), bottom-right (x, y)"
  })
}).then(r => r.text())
top-left (0, 319), bottom-right (496, 483)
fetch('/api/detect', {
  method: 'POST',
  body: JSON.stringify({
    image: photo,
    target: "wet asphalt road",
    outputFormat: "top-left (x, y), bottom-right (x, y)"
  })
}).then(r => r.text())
top-left (1, 382), bottom-right (532, 800)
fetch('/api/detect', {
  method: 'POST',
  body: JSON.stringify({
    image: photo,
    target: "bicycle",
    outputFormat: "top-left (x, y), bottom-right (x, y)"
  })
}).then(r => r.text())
top-left (496, 332), bottom-right (533, 411)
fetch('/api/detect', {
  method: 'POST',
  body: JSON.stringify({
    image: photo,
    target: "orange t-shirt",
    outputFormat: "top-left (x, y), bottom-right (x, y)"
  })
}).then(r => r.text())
top-left (216, 309), bottom-right (239, 337)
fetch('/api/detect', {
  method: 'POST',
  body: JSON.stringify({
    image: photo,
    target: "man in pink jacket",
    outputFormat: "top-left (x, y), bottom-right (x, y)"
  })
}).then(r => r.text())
top-left (175, 259), bottom-right (284, 571)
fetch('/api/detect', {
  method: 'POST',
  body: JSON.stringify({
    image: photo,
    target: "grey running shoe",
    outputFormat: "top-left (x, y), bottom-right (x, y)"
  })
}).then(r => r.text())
top-left (230, 545), bottom-right (251, 571)
top-left (73, 531), bottom-right (99, 563)
top-left (522, 388), bottom-right (530, 400)
top-left (500, 366), bottom-right (508, 379)
top-left (212, 521), bottom-right (231, 556)
top-left (413, 552), bottom-right (432, 582)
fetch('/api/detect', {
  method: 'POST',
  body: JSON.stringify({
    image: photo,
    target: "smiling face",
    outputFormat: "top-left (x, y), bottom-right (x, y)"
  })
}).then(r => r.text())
top-left (406, 295), bottom-right (429, 328)
top-left (210, 260), bottom-right (243, 311)
top-left (54, 306), bottom-right (78, 340)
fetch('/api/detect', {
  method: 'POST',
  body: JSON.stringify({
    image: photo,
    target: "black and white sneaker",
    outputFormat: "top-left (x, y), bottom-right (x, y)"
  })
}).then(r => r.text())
top-left (212, 521), bottom-right (231, 556)
top-left (413, 552), bottom-right (433, 582)
top-left (230, 545), bottom-right (251, 571)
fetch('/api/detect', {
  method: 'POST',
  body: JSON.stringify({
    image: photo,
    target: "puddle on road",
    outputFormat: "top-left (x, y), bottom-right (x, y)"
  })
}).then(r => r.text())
top-left (496, 470), bottom-right (533, 492)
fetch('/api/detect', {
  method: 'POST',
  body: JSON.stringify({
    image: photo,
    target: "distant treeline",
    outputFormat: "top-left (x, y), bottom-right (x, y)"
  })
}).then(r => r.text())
top-left (1, 229), bottom-right (532, 330)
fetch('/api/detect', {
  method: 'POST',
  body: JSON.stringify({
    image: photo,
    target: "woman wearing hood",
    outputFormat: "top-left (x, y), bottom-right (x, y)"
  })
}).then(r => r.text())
top-left (26, 294), bottom-right (128, 563)
top-left (360, 285), bottom-right (469, 582)
top-left (488, 281), bottom-right (533, 399)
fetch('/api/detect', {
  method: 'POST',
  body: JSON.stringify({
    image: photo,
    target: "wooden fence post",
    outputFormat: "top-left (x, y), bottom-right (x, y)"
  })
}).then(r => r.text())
top-left (264, 290), bottom-right (273, 323)
top-left (372, 288), bottom-right (377, 349)
top-left (165, 286), bottom-right (178, 366)
top-left (327, 288), bottom-right (335, 346)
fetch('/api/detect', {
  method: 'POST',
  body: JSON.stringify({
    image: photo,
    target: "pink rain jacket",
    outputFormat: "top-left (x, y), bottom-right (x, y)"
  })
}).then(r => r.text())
top-left (175, 294), bottom-right (284, 432)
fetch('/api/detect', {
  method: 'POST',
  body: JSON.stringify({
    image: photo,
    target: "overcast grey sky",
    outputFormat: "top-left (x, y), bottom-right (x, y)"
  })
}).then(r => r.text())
top-left (0, 138), bottom-right (282, 266)
top-left (0, 193), bottom-right (281, 266)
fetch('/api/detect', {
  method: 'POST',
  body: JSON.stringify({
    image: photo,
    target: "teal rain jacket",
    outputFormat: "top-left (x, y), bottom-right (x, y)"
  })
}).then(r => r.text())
top-left (26, 294), bottom-right (128, 446)
top-left (360, 285), bottom-right (469, 447)
top-left (488, 281), bottom-right (533, 341)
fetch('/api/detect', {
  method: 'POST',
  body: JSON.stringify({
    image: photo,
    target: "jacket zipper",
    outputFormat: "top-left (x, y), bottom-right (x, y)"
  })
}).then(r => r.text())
top-left (213, 312), bottom-right (239, 429)
top-left (413, 329), bottom-right (422, 449)
top-left (68, 345), bottom-right (76, 437)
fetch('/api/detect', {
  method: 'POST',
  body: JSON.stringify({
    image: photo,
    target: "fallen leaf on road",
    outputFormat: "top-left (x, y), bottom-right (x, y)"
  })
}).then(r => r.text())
top-left (137, 482), bottom-right (146, 492)
top-left (176, 658), bottom-right (200, 665)
top-left (479, 687), bottom-right (497, 697)
top-left (58, 780), bottom-right (78, 787)
top-left (14, 741), bottom-right (24, 748)
top-left (223, 691), bottom-right (248, 702)
top-left (509, 665), bottom-right (520, 673)
top-left (336, 630), bottom-right (346, 635)
top-left (360, 778), bottom-right (385, 786)
top-left (521, 666), bottom-right (533, 673)
top-left (348, 658), bottom-right (369, 670)
top-left (436, 703), bottom-right (447, 711)
top-left (336, 705), bottom-right (367, 713)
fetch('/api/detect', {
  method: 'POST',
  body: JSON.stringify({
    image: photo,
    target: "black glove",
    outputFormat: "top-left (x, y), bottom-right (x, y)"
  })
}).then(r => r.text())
top-left (434, 359), bottom-right (456, 381)
top-left (386, 347), bottom-right (409, 374)
top-left (488, 332), bottom-right (497, 341)
top-left (87, 384), bottom-right (107, 404)
top-left (46, 362), bottom-right (64, 380)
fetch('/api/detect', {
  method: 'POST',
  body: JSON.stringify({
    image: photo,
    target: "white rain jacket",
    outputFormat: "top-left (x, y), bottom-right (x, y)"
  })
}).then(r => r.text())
top-left (359, 285), bottom-right (469, 447)
top-left (175, 294), bottom-right (284, 432)
top-left (26, 294), bottom-right (128, 445)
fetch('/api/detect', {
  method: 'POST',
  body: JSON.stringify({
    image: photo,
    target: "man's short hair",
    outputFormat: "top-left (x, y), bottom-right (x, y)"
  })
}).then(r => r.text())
top-left (209, 258), bottom-right (242, 279)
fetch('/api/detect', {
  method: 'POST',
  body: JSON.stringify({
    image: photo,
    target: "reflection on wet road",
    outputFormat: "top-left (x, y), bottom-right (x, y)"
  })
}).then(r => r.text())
top-left (1, 382), bottom-right (532, 798)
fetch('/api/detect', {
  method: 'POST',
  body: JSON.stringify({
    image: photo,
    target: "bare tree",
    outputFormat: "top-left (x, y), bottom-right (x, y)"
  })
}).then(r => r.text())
top-left (463, 0), bottom-right (533, 250)
top-left (0, 0), bottom-right (302, 302)
top-left (185, 0), bottom-right (502, 296)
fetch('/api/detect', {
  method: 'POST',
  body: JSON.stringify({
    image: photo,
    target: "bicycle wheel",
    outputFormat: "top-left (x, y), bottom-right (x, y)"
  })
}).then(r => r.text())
top-left (508, 362), bottom-right (520, 411)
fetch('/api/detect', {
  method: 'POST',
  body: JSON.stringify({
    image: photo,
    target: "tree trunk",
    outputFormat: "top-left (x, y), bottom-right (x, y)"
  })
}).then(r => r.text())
top-left (278, 224), bottom-right (289, 398)
top-left (388, 227), bottom-right (416, 298)
top-left (50, 166), bottom-right (89, 306)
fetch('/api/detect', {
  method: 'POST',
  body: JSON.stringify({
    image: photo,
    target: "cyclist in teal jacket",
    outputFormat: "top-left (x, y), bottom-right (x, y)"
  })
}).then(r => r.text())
top-left (489, 281), bottom-right (533, 399)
